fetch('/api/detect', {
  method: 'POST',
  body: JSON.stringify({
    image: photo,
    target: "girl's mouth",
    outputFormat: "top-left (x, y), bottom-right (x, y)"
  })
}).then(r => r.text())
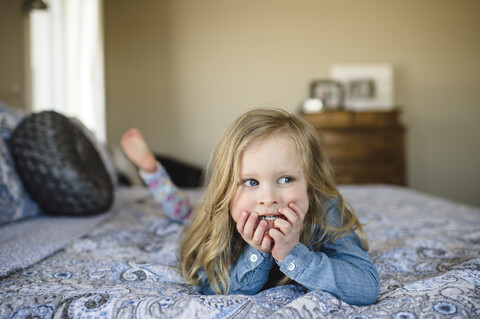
top-left (258, 215), bottom-right (280, 221)
top-left (258, 215), bottom-right (281, 230)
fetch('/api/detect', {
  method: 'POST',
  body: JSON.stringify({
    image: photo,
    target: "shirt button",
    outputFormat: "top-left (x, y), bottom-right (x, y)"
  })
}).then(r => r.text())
top-left (287, 262), bottom-right (295, 271)
top-left (250, 254), bottom-right (258, 263)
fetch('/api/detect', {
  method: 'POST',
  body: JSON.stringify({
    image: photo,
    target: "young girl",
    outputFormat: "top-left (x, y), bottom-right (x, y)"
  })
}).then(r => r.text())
top-left (121, 108), bottom-right (379, 306)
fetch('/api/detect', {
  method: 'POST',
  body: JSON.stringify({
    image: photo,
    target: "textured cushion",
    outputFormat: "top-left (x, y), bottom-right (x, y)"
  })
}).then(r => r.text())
top-left (0, 103), bottom-right (42, 225)
top-left (70, 117), bottom-right (118, 188)
top-left (10, 111), bottom-right (114, 216)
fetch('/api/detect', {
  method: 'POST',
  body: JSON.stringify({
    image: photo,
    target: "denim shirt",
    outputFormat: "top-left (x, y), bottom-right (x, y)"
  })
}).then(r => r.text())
top-left (200, 198), bottom-right (379, 306)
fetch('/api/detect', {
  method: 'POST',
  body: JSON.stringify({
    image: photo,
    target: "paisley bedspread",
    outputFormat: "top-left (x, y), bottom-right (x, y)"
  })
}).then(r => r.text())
top-left (1, 185), bottom-right (479, 318)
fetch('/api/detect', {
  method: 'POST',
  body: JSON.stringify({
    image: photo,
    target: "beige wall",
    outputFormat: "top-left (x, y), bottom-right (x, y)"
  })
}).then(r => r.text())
top-left (0, 0), bottom-right (27, 109)
top-left (105, 0), bottom-right (480, 207)
top-left (1, 0), bottom-right (479, 207)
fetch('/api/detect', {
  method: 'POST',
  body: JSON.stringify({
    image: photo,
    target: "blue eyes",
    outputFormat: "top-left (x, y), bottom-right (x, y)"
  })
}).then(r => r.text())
top-left (242, 177), bottom-right (293, 187)
top-left (279, 177), bottom-right (293, 184)
top-left (243, 179), bottom-right (259, 187)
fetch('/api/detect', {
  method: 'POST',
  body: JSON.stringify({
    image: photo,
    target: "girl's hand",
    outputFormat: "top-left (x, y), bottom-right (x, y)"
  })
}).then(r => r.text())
top-left (269, 202), bottom-right (306, 262)
top-left (236, 211), bottom-right (273, 253)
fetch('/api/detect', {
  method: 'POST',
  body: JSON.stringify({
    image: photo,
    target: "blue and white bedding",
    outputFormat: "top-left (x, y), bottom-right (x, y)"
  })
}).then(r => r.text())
top-left (1, 185), bottom-right (479, 318)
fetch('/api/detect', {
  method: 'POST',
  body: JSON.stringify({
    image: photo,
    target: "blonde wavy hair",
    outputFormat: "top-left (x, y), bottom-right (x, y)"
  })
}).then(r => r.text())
top-left (180, 108), bottom-right (368, 294)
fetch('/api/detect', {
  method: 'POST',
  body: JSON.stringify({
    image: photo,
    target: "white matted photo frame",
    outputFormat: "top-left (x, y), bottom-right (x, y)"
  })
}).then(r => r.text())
top-left (330, 63), bottom-right (394, 111)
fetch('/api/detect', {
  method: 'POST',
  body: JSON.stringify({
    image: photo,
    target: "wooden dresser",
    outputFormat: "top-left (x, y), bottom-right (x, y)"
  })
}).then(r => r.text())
top-left (303, 110), bottom-right (406, 185)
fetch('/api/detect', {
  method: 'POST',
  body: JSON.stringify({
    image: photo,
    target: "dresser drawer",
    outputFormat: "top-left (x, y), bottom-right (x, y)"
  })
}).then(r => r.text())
top-left (333, 163), bottom-right (405, 185)
top-left (325, 146), bottom-right (404, 165)
top-left (306, 111), bottom-right (352, 127)
top-left (304, 110), bottom-right (406, 185)
top-left (354, 111), bottom-right (400, 127)
top-left (320, 129), bottom-right (403, 148)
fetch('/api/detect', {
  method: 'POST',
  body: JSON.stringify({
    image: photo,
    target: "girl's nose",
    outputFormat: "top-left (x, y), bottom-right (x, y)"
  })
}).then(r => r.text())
top-left (258, 185), bottom-right (278, 206)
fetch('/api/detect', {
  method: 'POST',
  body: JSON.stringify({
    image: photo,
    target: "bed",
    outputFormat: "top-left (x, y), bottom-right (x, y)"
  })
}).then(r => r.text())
top-left (1, 184), bottom-right (479, 318)
top-left (1, 104), bottom-right (479, 318)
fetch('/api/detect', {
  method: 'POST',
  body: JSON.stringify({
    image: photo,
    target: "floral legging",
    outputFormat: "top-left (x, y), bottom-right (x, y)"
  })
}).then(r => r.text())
top-left (140, 162), bottom-right (192, 222)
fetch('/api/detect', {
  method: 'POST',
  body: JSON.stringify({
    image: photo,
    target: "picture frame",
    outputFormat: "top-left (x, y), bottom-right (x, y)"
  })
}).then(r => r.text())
top-left (329, 63), bottom-right (394, 111)
top-left (309, 80), bottom-right (344, 109)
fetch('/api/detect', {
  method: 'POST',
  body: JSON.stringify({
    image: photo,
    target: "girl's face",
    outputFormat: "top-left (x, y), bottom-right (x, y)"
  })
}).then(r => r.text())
top-left (230, 133), bottom-right (310, 230)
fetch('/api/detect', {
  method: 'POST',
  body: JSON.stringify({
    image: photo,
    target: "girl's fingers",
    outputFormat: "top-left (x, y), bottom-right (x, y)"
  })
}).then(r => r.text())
top-left (273, 218), bottom-right (292, 235)
top-left (252, 220), bottom-right (267, 244)
top-left (274, 202), bottom-right (306, 236)
top-left (288, 202), bottom-right (306, 219)
top-left (236, 211), bottom-right (249, 234)
top-left (242, 212), bottom-right (258, 239)
top-left (279, 202), bottom-right (305, 224)
top-left (277, 206), bottom-right (298, 225)
top-left (268, 227), bottom-right (282, 241)
top-left (260, 233), bottom-right (272, 251)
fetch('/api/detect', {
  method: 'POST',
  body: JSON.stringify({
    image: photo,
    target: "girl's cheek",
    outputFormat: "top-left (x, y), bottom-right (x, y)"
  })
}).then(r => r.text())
top-left (299, 195), bottom-right (310, 215)
top-left (302, 202), bottom-right (309, 216)
top-left (230, 207), bottom-right (242, 223)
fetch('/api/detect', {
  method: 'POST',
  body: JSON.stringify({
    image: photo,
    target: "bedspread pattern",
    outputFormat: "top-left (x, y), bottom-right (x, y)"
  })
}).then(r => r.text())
top-left (1, 185), bottom-right (479, 318)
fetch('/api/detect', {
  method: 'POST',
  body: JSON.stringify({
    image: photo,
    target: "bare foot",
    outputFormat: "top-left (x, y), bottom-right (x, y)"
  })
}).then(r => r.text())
top-left (121, 128), bottom-right (157, 173)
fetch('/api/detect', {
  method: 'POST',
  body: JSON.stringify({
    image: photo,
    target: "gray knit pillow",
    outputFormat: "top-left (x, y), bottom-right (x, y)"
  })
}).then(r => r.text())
top-left (10, 111), bottom-right (114, 216)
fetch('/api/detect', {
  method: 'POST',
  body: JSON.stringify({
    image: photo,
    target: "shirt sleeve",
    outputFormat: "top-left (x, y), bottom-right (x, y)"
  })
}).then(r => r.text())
top-left (276, 199), bottom-right (379, 306)
top-left (200, 244), bottom-right (275, 295)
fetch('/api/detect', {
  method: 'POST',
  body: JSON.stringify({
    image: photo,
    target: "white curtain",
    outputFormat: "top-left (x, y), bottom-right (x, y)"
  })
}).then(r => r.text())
top-left (30, 0), bottom-right (106, 142)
